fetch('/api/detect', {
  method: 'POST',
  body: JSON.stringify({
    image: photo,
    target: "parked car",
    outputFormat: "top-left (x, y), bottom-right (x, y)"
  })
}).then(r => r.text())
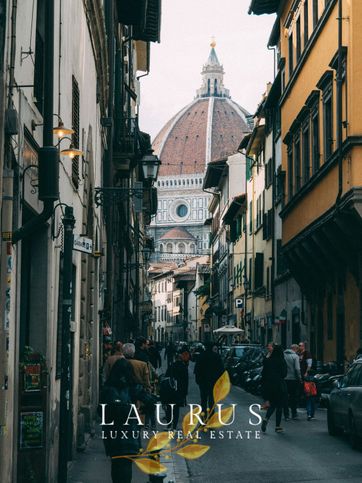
top-left (225, 345), bottom-right (262, 383)
top-left (327, 359), bottom-right (362, 448)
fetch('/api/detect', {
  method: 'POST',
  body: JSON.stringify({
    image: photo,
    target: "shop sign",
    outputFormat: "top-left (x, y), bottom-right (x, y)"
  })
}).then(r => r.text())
top-left (73, 235), bottom-right (93, 254)
top-left (20, 411), bottom-right (44, 449)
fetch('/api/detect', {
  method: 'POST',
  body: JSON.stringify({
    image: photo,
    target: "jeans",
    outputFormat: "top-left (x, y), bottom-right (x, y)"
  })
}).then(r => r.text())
top-left (284, 380), bottom-right (299, 418)
top-left (111, 458), bottom-right (132, 483)
top-left (266, 403), bottom-right (282, 427)
top-left (306, 396), bottom-right (315, 417)
top-left (199, 384), bottom-right (214, 415)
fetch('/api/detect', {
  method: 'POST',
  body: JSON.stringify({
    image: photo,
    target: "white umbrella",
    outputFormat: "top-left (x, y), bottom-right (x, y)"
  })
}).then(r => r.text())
top-left (213, 324), bottom-right (244, 335)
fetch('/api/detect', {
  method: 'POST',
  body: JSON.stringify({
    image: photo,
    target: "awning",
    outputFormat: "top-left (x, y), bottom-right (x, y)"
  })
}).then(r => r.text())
top-left (223, 194), bottom-right (247, 224)
top-left (249, 0), bottom-right (280, 15)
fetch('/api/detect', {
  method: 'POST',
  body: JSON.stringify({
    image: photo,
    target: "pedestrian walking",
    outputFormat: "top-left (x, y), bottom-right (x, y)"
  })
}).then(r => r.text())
top-left (165, 341), bottom-right (176, 367)
top-left (163, 351), bottom-right (189, 429)
top-left (283, 344), bottom-right (302, 420)
top-left (148, 339), bottom-right (162, 369)
top-left (102, 341), bottom-right (124, 383)
top-left (261, 341), bottom-right (274, 409)
top-left (100, 358), bottom-right (156, 483)
top-left (298, 342), bottom-right (316, 420)
top-left (134, 336), bottom-right (150, 363)
top-left (261, 344), bottom-right (288, 433)
top-left (194, 341), bottom-right (224, 416)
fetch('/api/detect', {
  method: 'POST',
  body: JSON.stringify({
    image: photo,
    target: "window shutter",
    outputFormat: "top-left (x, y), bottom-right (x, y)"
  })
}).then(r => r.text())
top-left (254, 252), bottom-right (264, 289)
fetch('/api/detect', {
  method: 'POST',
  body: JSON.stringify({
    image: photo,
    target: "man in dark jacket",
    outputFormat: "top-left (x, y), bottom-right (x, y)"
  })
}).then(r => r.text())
top-left (148, 340), bottom-right (162, 369)
top-left (134, 336), bottom-right (150, 363)
top-left (194, 342), bottom-right (224, 415)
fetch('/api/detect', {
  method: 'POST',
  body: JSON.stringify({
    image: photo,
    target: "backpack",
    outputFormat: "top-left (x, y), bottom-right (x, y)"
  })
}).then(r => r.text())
top-left (159, 375), bottom-right (178, 404)
top-left (99, 385), bottom-right (132, 425)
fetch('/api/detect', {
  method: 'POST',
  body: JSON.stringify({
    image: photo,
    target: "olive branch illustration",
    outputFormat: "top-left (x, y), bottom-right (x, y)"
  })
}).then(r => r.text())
top-left (112, 370), bottom-right (233, 475)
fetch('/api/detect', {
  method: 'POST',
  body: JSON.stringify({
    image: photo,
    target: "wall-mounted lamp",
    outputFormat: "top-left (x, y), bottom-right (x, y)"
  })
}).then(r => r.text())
top-left (53, 120), bottom-right (74, 138)
top-left (32, 114), bottom-right (74, 138)
top-left (141, 149), bottom-right (161, 182)
top-left (56, 136), bottom-right (83, 158)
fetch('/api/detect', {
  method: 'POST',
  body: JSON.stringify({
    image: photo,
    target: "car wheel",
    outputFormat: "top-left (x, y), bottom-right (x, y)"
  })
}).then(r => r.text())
top-left (349, 413), bottom-right (360, 450)
top-left (327, 408), bottom-right (342, 436)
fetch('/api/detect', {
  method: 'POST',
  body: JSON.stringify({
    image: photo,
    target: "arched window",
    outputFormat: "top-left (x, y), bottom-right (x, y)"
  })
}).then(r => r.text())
top-left (178, 243), bottom-right (185, 254)
top-left (159, 244), bottom-right (164, 253)
top-left (167, 243), bottom-right (172, 253)
top-left (214, 79), bottom-right (218, 95)
top-left (190, 244), bottom-right (196, 254)
top-left (207, 78), bottom-right (210, 96)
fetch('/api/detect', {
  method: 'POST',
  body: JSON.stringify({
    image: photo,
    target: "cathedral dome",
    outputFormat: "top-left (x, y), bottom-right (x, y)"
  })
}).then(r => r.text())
top-left (153, 44), bottom-right (252, 177)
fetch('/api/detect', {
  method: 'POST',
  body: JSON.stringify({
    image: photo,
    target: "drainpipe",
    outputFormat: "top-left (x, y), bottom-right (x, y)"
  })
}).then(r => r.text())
top-left (104, 0), bottom-right (115, 329)
top-left (58, 205), bottom-right (75, 483)
top-left (12, 0), bottom-right (58, 244)
top-left (336, 0), bottom-right (343, 203)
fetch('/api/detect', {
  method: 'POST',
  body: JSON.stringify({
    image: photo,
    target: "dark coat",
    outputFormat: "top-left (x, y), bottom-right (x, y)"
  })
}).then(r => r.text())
top-left (194, 349), bottom-right (224, 388)
top-left (166, 360), bottom-right (189, 406)
top-left (148, 345), bottom-right (162, 369)
top-left (261, 355), bottom-right (288, 405)
top-left (134, 348), bottom-right (150, 364)
top-left (100, 358), bottom-right (155, 457)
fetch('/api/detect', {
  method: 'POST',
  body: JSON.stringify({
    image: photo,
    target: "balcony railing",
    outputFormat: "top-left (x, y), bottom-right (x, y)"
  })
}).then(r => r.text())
top-left (113, 117), bottom-right (139, 170)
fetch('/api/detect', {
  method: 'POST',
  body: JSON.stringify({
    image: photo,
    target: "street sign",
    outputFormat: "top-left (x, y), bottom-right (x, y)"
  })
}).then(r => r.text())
top-left (235, 298), bottom-right (244, 309)
top-left (73, 235), bottom-right (93, 254)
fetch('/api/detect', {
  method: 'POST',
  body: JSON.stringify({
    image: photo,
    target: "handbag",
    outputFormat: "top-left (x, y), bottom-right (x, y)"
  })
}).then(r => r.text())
top-left (159, 375), bottom-right (178, 404)
top-left (303, 380), bottom-right (317, 397)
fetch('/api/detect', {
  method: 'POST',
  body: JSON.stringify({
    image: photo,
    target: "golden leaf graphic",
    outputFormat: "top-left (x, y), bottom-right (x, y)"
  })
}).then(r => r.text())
top-left (176, 444), bottom-right (210, 460)
top-left (134, 458), bottom-right (167, 475)
top-left (213, 371), bottom-right (230, 403)
top-left (206, 406), bottom-right (234, 429)
top-left (182, 411), bottom-right (199, 435)
top-left (146, 432), bottom-right (170, 452)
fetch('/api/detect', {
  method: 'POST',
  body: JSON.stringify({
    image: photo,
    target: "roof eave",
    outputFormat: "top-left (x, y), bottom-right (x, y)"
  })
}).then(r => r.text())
top-left (248, 0), bottom-right (280, 15)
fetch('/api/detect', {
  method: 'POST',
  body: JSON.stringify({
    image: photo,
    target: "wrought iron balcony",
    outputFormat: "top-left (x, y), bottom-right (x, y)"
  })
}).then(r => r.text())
top-left (113, 117), bottom-right (139, 170)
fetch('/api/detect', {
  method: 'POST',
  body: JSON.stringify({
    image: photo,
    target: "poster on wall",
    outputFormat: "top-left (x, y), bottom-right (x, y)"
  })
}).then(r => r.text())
top-left (19, 411), bottom-right (44, 449)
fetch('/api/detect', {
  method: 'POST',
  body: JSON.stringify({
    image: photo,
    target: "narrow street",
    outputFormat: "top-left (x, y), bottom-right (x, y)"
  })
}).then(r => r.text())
top-left (70, 362), bottom-right (362, 483)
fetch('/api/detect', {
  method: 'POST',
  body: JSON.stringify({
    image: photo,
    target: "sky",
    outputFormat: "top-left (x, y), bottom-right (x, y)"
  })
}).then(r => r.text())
top-left (139, 0), bottom-right (277, 141)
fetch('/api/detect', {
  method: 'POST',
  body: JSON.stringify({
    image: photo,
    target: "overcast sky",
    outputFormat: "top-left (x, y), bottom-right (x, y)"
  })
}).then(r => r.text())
top-left (139, 0), bottom-right (276, 141)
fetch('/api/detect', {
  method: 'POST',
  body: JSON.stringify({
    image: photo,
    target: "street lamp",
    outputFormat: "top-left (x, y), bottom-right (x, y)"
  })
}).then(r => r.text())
top-left (141, 149), bottom-right (161, 182)
top-left (56, 136), bottom-right (83, 158)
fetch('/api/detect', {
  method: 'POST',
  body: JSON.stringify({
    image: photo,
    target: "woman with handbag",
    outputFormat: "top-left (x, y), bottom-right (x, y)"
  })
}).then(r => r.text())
top-left (261, 344), bottom-right (288, 433)
top-left (100, 357), bottom-right (157, 483)
top-left (164, 351), bottom-right (189, 430)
